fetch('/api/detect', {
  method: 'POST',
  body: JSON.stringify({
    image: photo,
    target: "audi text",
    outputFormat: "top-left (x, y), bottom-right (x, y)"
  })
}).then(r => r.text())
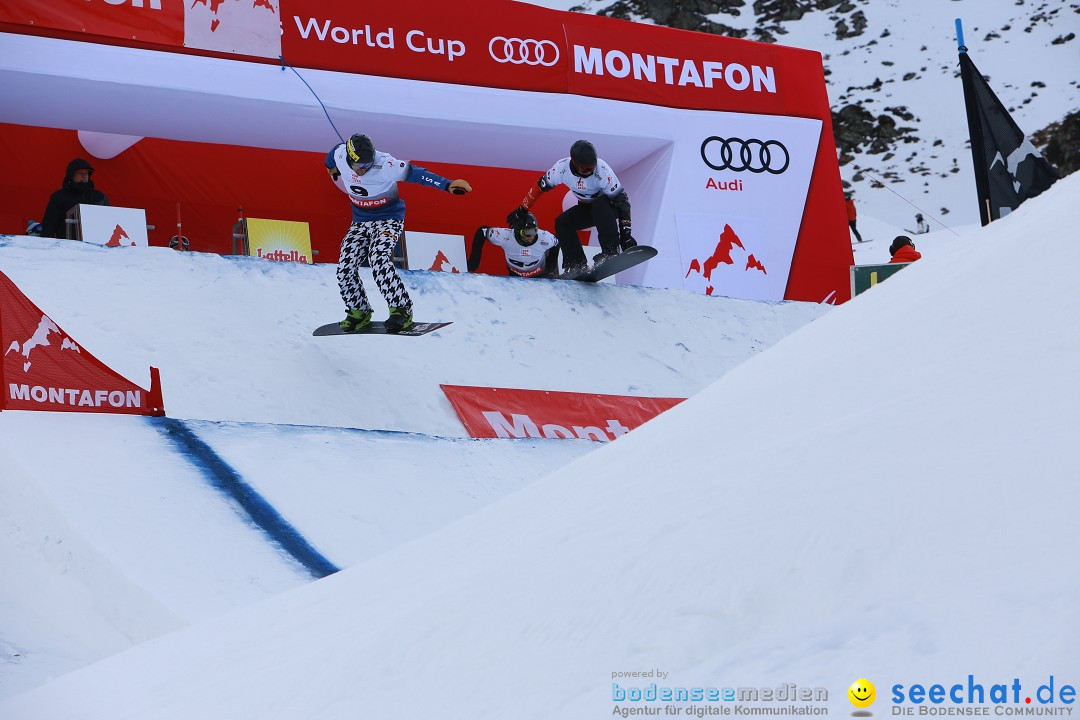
top-left (700, 137), bottom-right (790, 174)
top-left (489, 37), bottom-right (559, 66)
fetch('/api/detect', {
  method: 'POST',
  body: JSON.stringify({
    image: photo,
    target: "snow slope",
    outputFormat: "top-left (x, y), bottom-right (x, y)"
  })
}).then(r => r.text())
top-left (1, 149), bottom-right (1077, 719)
top-left (0, 230), bottom-right (823, 699)
top-left (0, 240), bottom-right (823, 433)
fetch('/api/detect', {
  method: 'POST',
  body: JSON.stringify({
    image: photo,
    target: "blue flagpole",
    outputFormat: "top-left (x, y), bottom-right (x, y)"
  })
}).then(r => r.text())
top-left (955, 16), bottom-right (990, 223)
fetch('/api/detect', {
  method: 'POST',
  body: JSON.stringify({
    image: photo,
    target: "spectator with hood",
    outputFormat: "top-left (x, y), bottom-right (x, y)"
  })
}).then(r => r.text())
top-left (40, 158), bottom-right (109, 239)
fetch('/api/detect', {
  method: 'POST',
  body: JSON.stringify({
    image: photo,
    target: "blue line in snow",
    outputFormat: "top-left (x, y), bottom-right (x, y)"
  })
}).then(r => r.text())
top-left (148, 417), bottom-right (339, 579)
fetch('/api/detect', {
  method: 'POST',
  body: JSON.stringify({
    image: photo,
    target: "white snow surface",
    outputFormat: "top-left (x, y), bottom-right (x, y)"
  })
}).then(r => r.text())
top-left (2, 1), bottom-right (1080, 713)
top-left (0, 215), bottom-right (823, 701)
top-left (0, 150), bottom-right (1078, 718)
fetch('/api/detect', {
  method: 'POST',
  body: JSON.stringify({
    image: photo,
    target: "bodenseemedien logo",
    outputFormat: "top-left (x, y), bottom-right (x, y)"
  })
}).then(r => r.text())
top-left (849, 679), bottom-right (876, 716)
top-left (609, 677), bottom-right (829, 718)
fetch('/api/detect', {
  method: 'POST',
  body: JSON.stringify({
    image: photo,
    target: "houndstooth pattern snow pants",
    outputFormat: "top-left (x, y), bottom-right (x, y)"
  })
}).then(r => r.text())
top-left (336, 218), bottom-right (412, 315)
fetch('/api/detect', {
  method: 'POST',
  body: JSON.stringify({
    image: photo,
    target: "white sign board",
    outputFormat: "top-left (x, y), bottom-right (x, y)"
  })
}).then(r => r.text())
top-left (75, 205), bottom-right (149, 247)
top-left (404, 231), bottom-right (466, 274)
top-left (184, 0), bottom-right (281, 59)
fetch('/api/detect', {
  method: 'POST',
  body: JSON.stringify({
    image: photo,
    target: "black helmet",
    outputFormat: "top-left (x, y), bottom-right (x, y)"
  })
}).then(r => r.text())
top-left (346, 133), bottom-right (375, 172)
top-left (511, 211), bottom-right (539, 246)
top-left (889, 235), bottom-right (913, 255)
top-left (569, 139), bottom-right (597, 177)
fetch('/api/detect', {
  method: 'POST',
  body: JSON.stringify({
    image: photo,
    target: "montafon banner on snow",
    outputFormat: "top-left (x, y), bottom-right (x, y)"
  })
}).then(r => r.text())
top-left (0, 271), bottom-right (164, 415)
top-left (441, 384), bottom-right (684, 442)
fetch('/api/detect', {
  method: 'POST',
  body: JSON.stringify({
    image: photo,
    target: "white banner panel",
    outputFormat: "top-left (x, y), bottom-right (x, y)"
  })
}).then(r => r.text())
top-left (405, 231), bottom-right (466, 274)
top-left (676, 212), bottom-right (770, 299)
top-left (184, 0), bottom-right (281, 58)
top-left (636, 113), bottom-right (823, 300)
top-left (76, 205), bottom-right (148, 247)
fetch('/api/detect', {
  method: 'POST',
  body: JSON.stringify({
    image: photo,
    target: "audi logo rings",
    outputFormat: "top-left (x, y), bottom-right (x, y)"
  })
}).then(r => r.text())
top-left (700, 137), bottom-right (790, 174)
top-left (488, 37), bottom-right (560, 66)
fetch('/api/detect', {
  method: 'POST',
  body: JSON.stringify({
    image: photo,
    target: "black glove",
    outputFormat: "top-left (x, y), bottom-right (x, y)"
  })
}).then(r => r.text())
top-left (507, 206), bottom-right (529, 227)
top-left (468, 227), bottom-right (487, 272)
top-left (619, 222), bottom-right (637, 250)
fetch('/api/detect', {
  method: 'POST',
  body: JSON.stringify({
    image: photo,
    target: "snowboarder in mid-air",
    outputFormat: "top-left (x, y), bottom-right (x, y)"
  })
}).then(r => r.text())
top-left (507, 140), bottom-right (636, 275)
top-left (326, 133), bottom-right (471, 333)
top-left (468, 212), bottom-right (561, 278)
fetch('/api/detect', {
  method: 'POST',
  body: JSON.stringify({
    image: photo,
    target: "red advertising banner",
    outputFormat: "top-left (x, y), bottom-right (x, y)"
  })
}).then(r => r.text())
top-left (279, 1), bottom-right (830, 118)
top-left (0, 0), bottom-right (184, 47)
top-left (1, 0), bottom-right (830, 119)
top-left (562, 12), bottom-right (829, 117)
top-left (280, 0), bottom-right (567, 95)
top-left (441, 384), bottom-right (684, 442)
top-left (0, 271), bottom-right (165, 415)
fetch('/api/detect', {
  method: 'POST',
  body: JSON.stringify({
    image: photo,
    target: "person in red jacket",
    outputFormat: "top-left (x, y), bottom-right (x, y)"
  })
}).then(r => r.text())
top-left (889, 235), bottom-right (922, 264)
top-left (845, 192), bottom-right (864, 243)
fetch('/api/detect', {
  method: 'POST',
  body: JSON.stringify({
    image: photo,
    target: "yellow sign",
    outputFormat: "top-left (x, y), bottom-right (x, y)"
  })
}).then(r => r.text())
top-left (246, 218), bottom-right (313, 264)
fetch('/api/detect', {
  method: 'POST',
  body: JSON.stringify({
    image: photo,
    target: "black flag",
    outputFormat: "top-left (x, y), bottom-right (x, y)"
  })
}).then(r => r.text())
top-left (958, 50), bottom-right (1058, 225)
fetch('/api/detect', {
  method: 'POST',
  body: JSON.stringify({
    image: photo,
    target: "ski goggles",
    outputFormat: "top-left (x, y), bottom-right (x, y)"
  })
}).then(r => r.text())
top-left (570, 160), bottom-right (596, 177)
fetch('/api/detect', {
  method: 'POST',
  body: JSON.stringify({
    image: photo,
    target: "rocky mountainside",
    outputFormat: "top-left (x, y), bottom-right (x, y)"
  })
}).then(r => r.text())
top-left (560, 0), bottom-right (1079, 227)
top-left (1034, 109), bottom-right (1080, 177)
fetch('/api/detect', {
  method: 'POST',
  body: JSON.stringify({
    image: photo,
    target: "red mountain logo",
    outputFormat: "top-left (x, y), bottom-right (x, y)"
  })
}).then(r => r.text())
top-left (685, 224), bottom-right (767, 296)
top-left (105, 224), bottom-right (134, 247)
top-left (429, 250), bottom-right (460, 274)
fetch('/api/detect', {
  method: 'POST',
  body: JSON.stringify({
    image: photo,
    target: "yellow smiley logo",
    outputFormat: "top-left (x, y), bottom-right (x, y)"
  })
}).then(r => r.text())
top-left (848, 679), bottom-right (876, 708)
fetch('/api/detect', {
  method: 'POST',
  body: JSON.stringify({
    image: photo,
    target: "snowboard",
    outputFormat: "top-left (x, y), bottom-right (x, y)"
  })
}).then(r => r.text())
top-left (313, 321), bottom-right (452, 337)
top-left (559, 245), bottom-right (657, 283)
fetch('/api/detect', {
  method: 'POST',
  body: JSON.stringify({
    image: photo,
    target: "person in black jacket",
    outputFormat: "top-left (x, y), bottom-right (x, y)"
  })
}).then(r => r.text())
top-left (40, 158), bottom-right (109, 238)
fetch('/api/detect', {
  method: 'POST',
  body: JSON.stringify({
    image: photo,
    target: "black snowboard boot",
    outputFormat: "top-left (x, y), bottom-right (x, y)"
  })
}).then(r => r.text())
top-left (384, 307), bottom-right (414, 333)
top-left (339, 308), bottom-right (373, 333)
